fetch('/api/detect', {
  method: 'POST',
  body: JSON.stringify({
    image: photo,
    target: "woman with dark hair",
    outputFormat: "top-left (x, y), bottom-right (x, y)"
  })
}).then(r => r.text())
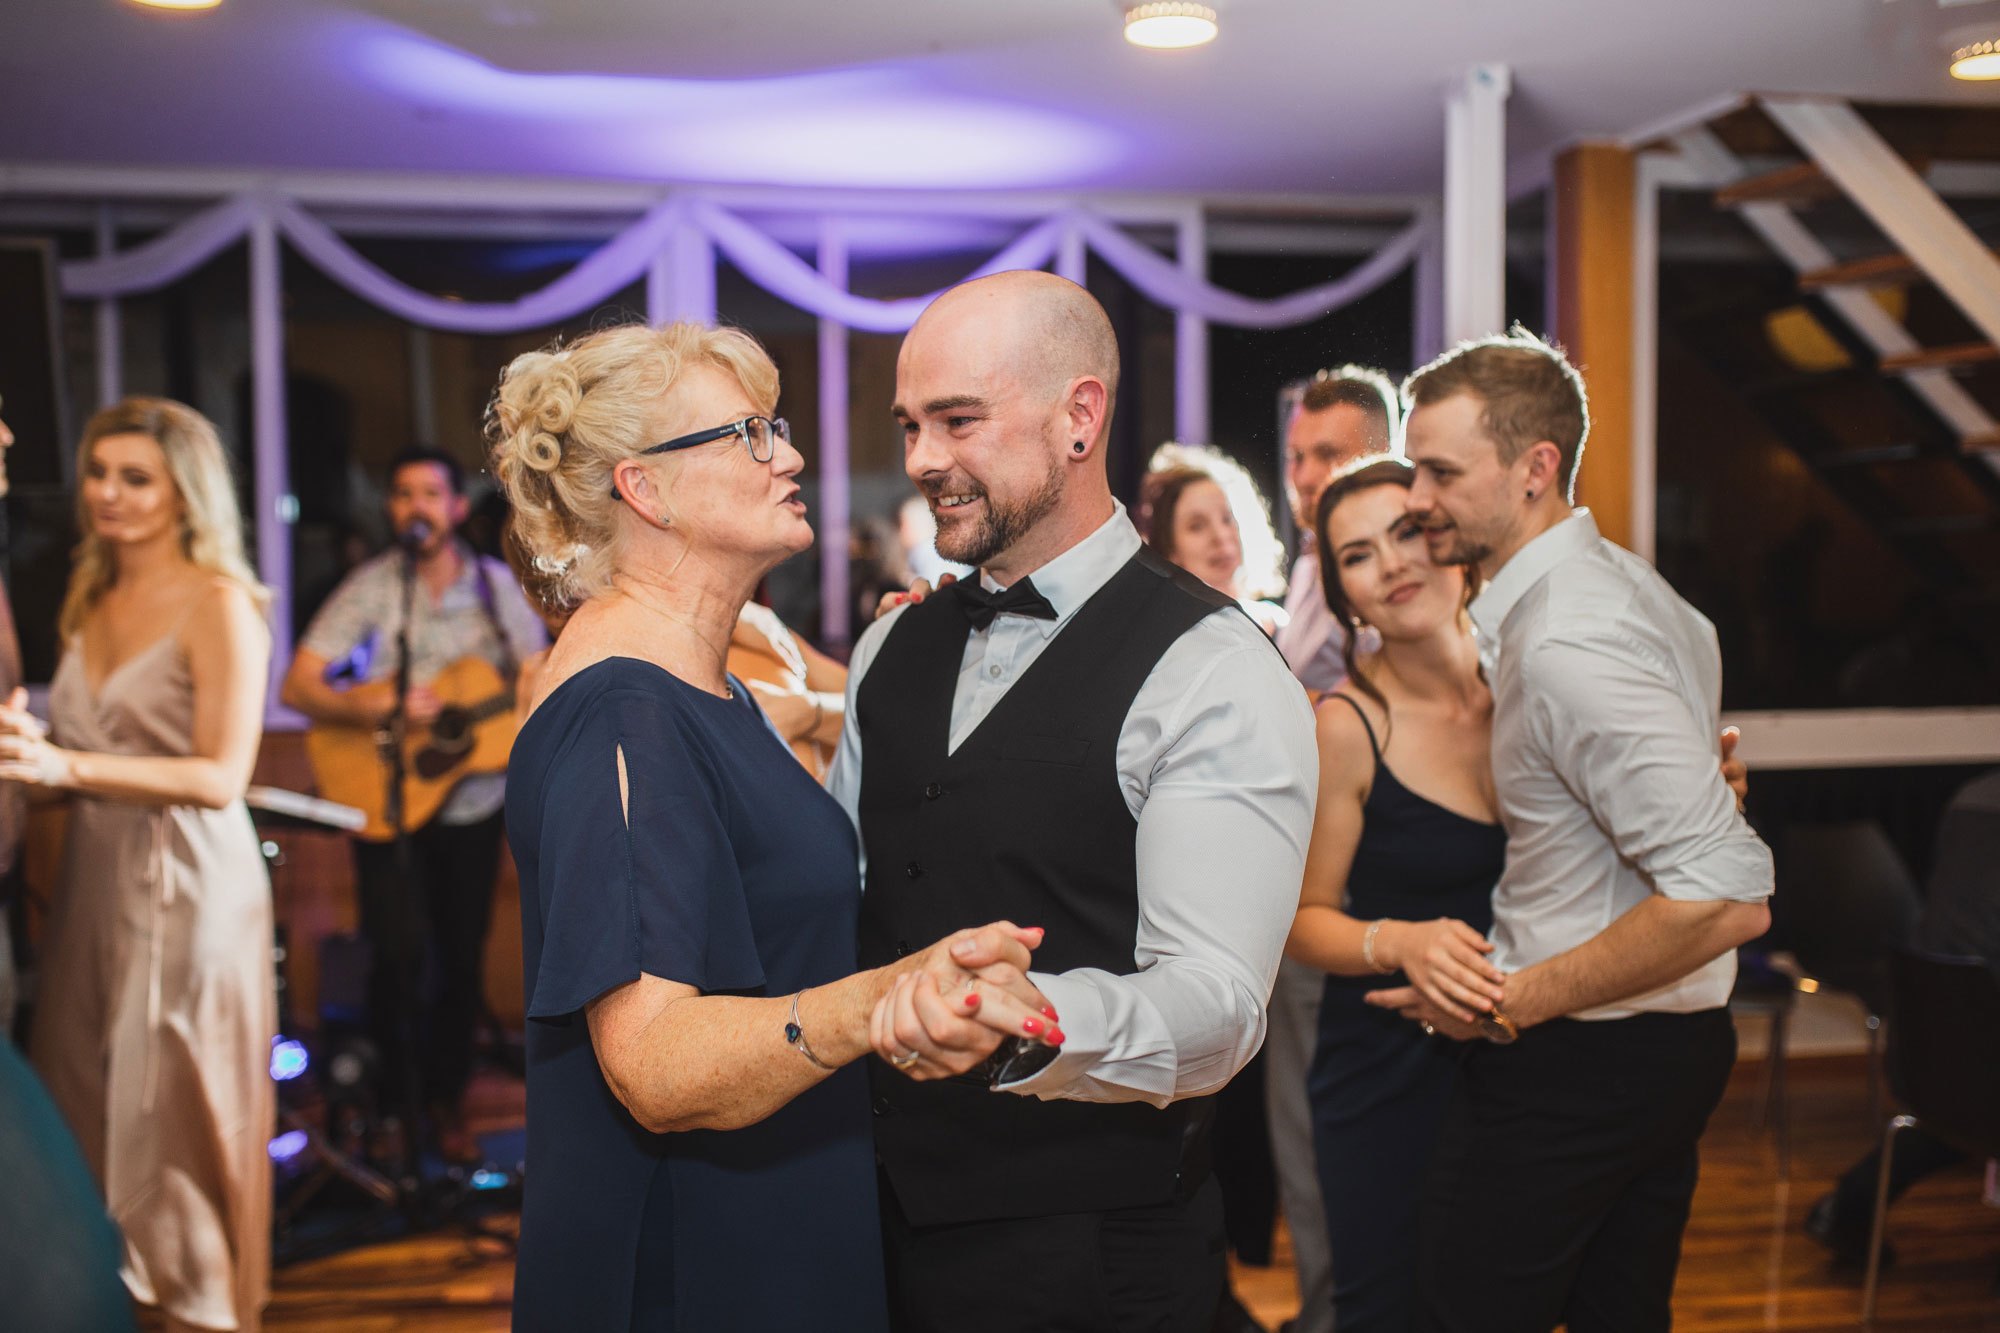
top-left (1284, 454), bottom-right (1504, 1333)
top-left (1285, 455), bottom-right (1751, 1331)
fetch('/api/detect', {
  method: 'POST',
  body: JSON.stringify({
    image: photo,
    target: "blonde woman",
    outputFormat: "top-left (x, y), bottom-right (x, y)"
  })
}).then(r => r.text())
top-left (488, 322), bottom-right (1057, 1332)
top-left (0, 398), bottom-right (274, 1333)
top-left (1142, 444), bottom-right (1290, 636)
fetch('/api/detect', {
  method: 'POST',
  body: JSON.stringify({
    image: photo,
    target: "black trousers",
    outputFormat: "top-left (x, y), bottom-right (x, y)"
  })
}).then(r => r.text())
top-left (351, 811), bottom-right (505, 1108)
top-left (879, 1171), bottom-right (1227, 1333)
top-left (1414, 1008), bottom-right (1737, 1333)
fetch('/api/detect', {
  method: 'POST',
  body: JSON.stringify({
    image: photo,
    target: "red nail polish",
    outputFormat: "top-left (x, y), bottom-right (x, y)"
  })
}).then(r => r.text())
top-left (963, 992), bottom-right (981, 1008)
top-left (1021, 1016), bottom-right (1043, 1036)
top-left (1047, 1028), bottom-right (1065, 1046)
top-left (1040, 1005), bottom-right (1059, 1021)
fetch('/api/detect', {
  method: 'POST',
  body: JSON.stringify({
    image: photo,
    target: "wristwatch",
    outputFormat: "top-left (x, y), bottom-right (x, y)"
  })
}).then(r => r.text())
top-left (1476, 1005), bottom-right (1520, 1045)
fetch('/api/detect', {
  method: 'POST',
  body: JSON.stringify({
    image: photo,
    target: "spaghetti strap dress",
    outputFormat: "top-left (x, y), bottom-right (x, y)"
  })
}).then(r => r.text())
top-left (1308, 694), bottom-right (1505, 1333)
top-left (31, 600), bottom-right (276, 1331)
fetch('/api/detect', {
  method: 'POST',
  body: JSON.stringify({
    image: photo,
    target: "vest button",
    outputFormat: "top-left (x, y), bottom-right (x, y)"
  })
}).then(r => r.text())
top-left (905, 861), bottom-right (923, 879)
top-left (872, 1097), bottom-right (894, 1118)
top-left (895, 939), bottom-right (913, 958)
top-left (924, 782), bottom-right (944, 800)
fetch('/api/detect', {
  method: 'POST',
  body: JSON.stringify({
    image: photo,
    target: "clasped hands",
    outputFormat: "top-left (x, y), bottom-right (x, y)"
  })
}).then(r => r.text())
top-left (0, 686), bottom-right (74, 788)
top-left (870, 921), bottom-right (1065, 1082)
top-left (1361, 915), bottom-right (1505, 1043)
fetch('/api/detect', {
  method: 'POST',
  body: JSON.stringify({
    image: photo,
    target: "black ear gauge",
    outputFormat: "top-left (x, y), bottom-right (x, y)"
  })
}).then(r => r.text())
top-left (1072, 440), bottom-right (1087, 454)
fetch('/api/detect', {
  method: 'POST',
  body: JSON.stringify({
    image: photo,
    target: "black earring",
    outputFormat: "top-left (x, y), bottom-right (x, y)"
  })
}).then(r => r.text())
top-left (1072, 441), bottom-right (1087, 454)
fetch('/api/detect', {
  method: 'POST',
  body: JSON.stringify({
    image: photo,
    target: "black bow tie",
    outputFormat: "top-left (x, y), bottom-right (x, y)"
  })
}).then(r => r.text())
top-left (951, 577), bottom-right (1058, 631)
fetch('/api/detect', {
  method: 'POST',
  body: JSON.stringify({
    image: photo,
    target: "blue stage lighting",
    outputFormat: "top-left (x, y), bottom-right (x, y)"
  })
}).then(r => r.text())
top-left (268, 1130), bottom-right (309, 1164)
top-left (270, 1037), bottom-right (309, 1082)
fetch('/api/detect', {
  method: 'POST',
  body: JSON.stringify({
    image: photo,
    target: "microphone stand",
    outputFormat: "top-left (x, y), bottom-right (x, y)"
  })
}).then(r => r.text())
top-left (379, 532), bottom-right (433, 1204)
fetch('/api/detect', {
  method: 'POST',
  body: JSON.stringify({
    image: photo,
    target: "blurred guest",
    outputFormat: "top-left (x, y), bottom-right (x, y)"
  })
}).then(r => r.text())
top-left (1276, 367), bottom-right (1397, 694)
top-left (729, 602), bottom-right (847, 778)
top-left (898, 492), bottom-right (967, 587)
top-left (487, 320), bottom-right (1053, 1332)
top-left (3, 397), bottom-right (274, 1333)
top-left (0, 1037), bottom-right (136, 1333)
top-left (1144, 444), bottom-right (1288, 636)
top-left (1378, 332), bottom-right (1773, 1333)
top-left (1267, 367), bottom-right (1397, 1333)
top-left (1803, 767), bottom-right (2000, 1264)
top-left (848, 515), bottom-right (907, 644)
top-left (0, 408), bottom-right (25, 1039)
top-left (280, 446), bottom-right (548, 1165)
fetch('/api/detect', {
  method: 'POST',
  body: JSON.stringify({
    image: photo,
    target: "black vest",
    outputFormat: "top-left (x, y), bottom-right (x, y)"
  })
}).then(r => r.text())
top-left (856, 545), bottom-right (1243, 1226)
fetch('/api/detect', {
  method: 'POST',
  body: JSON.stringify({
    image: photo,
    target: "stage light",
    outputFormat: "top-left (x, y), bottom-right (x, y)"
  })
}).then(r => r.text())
top-left (131, 0), bottom-right (223, 9)
top-left (1124, 3), bottom-right (1218, 49)
top-left (270, 1037), bottom-right (309, 1082)
top-left (268, 1130), bottom-right (309, 1164)
top-left (1950, 37), bottom-right (2000, 80)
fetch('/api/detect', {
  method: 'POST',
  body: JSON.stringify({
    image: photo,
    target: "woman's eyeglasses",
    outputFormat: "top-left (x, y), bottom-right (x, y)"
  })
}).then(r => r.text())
top-left (613, 415), bottom-right (790, 494)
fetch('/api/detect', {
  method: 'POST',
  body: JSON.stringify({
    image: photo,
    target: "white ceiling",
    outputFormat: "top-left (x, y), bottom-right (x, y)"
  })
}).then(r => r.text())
top-left (6, 0), bottom-right (2000, 196)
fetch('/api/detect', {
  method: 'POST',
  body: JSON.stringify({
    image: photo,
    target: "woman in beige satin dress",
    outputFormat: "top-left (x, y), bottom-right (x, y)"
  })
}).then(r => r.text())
top-left (0, 398), bottom-right (275, 1333)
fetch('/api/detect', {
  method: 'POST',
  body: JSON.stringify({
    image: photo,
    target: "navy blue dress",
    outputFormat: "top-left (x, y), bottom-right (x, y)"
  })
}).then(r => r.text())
top-left (507, 658), bottom-right (889, 1333)
top-left (1308, 695), bottom-right (1506, 1333)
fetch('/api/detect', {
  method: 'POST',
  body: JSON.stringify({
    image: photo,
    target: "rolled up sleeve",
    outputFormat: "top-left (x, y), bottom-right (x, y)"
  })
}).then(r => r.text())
top-left (1528, 636), bottom-right (1772, 905)
top-left (1001, 639), bottom-right (1318, 1105)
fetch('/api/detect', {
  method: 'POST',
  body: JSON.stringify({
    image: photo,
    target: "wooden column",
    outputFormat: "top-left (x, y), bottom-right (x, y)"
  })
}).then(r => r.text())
top-left (1551, 142), bottom-right (1637, 549)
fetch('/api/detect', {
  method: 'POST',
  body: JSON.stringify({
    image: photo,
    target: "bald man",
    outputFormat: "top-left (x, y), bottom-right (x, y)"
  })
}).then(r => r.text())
top-left (827, 272), bottom-right (1318, 1332)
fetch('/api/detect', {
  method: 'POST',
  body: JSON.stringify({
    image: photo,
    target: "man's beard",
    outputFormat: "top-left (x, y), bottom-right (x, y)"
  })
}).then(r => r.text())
top-left (928, 460), bottom-right (1065, 568)
top-left (1424, 522), bottom-right (1490, 569)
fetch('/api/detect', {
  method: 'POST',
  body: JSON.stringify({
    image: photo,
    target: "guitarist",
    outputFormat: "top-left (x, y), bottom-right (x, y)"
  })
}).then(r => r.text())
top-left (281, 447), bottom-right (547, 1164)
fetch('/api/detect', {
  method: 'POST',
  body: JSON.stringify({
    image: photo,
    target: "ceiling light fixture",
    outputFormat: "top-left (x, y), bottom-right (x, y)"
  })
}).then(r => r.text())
top-left (1950, 36), bottom-right (2000, 80)
top-left (1124, 3), bottom-right (1218, 50)
top-left (131, 0), bottom-right (223, 8)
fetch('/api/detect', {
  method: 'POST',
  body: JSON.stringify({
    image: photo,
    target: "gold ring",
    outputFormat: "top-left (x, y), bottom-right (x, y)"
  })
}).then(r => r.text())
top-left (1421, 1022), bottom-right (1436, 1036)
top-left (890, 1049), bottom-right (919, 1069)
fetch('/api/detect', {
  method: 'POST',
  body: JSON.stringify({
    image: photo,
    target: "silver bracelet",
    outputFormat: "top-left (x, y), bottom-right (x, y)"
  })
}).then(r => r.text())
top-left (1361, 919), bottom-right (1393, 975)
top-left (785, 990), bottom-right (837, 1071)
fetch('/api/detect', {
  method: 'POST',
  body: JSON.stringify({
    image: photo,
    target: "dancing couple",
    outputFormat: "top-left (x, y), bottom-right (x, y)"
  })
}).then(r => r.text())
top-left (495, 271), bottom-right (1316, 1331)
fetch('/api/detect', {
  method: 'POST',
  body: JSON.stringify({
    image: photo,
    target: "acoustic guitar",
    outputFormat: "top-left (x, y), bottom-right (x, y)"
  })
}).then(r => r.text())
top-left (304, 656), bottom-right (518, 842)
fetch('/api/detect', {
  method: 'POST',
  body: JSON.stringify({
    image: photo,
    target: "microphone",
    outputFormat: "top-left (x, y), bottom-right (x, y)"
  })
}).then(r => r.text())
top-left (396, 519), bottom-right (434, 553)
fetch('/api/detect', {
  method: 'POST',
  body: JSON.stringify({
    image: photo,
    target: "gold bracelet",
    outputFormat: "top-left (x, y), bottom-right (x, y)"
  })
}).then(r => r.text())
top-left (1361, 919), bottom-right (1393, 974)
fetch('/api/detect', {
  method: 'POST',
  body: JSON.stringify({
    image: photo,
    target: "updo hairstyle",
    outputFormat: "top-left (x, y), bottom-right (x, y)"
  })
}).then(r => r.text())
top-left (486, 322), bottom-right (779, 607)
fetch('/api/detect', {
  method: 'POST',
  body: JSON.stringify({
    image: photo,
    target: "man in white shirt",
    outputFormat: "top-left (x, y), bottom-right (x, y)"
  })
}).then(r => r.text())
top-left (1376, 331), bottom-right (1774, 1333)
top-left (828, 270), bottom-right (1317, 1331)
top-left (1266, 366), bottom-right (1396, 1333)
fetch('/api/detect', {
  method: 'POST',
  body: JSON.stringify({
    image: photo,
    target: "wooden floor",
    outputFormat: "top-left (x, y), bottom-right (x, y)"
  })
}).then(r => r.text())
top-left (260, 1056), bottom-right (2000, 1332)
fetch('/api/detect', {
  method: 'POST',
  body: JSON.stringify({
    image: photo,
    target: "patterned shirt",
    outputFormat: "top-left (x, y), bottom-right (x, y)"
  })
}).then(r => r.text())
top-left (301, 545), bottom-right (548, 825)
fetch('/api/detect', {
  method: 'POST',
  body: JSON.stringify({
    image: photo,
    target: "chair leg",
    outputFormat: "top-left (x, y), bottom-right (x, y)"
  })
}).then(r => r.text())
top-left (1769, 1006), bottom-right (1790, 1179)
top-left (1751, 1010), bottom-right (1776, 1132)
top-left (1866, 1014), bottom-right (1885, 1132)
top-left (1862, 1114), bottom-right (1917, 1325)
